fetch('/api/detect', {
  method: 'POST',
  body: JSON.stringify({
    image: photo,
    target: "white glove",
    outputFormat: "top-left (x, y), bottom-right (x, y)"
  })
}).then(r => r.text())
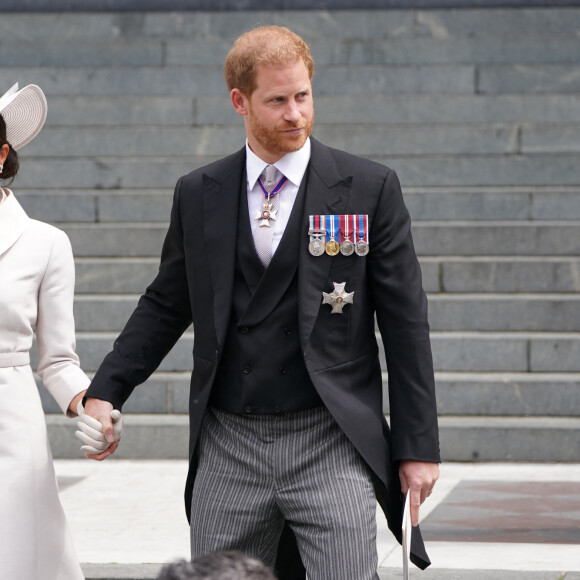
top-left (75, 401), bottom-right (123, 454)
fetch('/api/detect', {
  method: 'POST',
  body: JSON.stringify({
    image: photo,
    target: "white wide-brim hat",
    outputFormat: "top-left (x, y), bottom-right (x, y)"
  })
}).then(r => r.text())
top-left (0, 83), bottom-right (47, 151)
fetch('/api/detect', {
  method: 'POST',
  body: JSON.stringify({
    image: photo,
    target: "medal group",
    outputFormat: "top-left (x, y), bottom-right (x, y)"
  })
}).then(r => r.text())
top-left (308, 214), bottom-right (370, 257)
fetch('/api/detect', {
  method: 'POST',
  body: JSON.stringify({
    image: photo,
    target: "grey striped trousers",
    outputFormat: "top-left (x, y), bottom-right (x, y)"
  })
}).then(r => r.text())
top-left (190, 406), bottom-right (379, 580)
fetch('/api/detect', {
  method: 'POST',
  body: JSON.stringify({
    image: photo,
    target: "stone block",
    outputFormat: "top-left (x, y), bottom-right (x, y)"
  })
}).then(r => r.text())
top-left (0, 66), bottom-right (227, 97)
top-left (414, 8), bottom-right (580, 39)
top-left (404, 189), bottom-right (530, 220)
top-left (142, 10), bottom-right (414, 41)
top-left (479, 64), bottom-right (580, 94)
top-left (0, 40), bottom-right (163, 67)
top-left (75, 258), bottom-right (160, 293)
top-left (314, 64), bottom-right (475, 95)
top-left (433, 373), bottom-right (580, 416)
top-left (0, 13), bottom-right (127, 42)
top-left (165, 38), bottom-right (232, 66)
top-left (98, 192), bottom-right (173, 222)
top-left (330, 93), bottom-right (580, 124)
top-left (381, 154), bottom-right (580, 187)
top-left (523, 125), bottom-right (580, 154)
top-left (412, 223), bottom-right (580, 256)
top-left (46, 96), bottom-right (195, 127)
top-left (439, 416), bottom-right (580, 462)
top-left (74, 296), bottom-right (141, 332)
top-left (440, 258), bottom-right (580, 293)
top-left (315, 37), bottom-right (580, 66)
top-left (16, 157), bottom-right (205, 190)
top-left (17, 192), bottom-right (96, 222)
top-left (120, 379), bottom-right (168, 413)
top-left (75, 333), bottom-right (194, 372)
top-left (379, 332), bottom-right (528, 372)
top-left (532, 191), bottom-right (580, 219)
top-left (314, 124), bottom-right (518, 156)
top-left (25, 127), bottom-right (246, 158)
top-left (62, 224), bottom-right (168, 257)
top-left (430, 333), bottom-right (528, 372)
top-left (427, 295), bottom-right (580, 331)
top-left (530, 336), bottom-right (580, 372)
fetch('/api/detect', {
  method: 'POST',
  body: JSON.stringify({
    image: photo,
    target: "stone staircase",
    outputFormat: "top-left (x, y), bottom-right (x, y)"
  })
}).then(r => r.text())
top-left (2, 8), bottom-right (579, 461)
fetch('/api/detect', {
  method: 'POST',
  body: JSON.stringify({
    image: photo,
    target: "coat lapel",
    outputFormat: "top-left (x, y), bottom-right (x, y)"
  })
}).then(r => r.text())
top-left (298, 138), bottom-right (354, 349)
top-left (0, 190), bottom-right (30, 258)
top-left (202, 148), bottom-right (245, 351)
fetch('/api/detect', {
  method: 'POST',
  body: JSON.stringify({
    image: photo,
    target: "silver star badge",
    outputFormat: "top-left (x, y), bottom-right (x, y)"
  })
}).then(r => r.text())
top-left (322, 282), bottom-right (354, 314)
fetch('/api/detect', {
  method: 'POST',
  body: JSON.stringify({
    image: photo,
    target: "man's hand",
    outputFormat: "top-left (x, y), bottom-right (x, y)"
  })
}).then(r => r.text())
top-left (76, 398), bottom-right (122, 461)
top-left (399, 460), bottom-right (440, 527)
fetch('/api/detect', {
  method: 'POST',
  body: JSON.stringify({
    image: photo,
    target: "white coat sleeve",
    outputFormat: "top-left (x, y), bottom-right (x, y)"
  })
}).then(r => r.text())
top-left (35, 229), bottom-right (90, 415)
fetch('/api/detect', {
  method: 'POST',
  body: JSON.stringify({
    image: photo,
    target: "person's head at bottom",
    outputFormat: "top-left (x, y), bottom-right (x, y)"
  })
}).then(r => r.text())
top-left (156, 550), bottom-right (277, 580)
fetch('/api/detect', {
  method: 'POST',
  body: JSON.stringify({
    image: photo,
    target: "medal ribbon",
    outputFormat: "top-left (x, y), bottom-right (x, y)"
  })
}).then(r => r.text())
top-left (340, 214), bottom-right (351, 242)
top-left (356, 214), bottom-right (369, 243)
top-left (325, 215), bottom-right (339, 242)
top-left (258, 174), bottom-right (288, 199)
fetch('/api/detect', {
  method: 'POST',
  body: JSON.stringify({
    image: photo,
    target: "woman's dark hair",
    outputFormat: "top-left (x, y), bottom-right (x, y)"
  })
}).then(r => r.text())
top-left (0, 113), bottom-right (19, 184)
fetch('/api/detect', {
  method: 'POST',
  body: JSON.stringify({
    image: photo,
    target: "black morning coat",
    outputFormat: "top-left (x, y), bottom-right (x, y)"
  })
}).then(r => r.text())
top-left (85, 137), bottom-right (441, 572)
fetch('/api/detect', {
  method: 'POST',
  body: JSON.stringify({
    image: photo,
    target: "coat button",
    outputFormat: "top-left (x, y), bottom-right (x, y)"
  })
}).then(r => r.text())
top-left (245, 406), bottom-right (252, 413)
top-left (240, 326), bottom-right (249, 334)
top-left (242, 365), bottom-right (251, 374)
top-left (284, 327), bottom-right (292, 335)
top-left (279, 365), bottom-right (287, 375)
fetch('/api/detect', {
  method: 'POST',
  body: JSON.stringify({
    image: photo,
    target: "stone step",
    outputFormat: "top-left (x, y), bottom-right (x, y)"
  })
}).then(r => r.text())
top-left (65, 331), bottom-right (580, 373)
top-left (71, 293), bottom-right (580, 332)
top-left (71, 256), bottom-right (580, 295)
top-left (38, 95), bottom-right (580, 127)
top-left (427, 294), bottom-right (580, 331)
top-left (38, 370), bottom-right (580, 418)
top-left (4, 66), bottom-right (580, 99)
top-left (75, 258), bottom-right (160, 294)
top-left (433, 372), bottom-right (580, 418)
top-left (20, 123), bottom-right (580, 159)
top-left (15, 154), bottom-right (580, 188)
top-left (6, 36), bottom-right (580, 68)
top-left (422, 256), bottom-right (580, 293)
top-left (411, 221), bottom-right (580, 256)
top-left (46, 413), bottom-right (580, 462)
top-left (0, 64), bottom-right (476, 96)
top-left (480, 64), bottom-right (580, 94)
top-left (25, 124), bottom-right (529, 158)
top-left (52, 221), bottom-right (580, 257)
top-left (2, 9), bottom-right (579, 43)
top-left (15, 186), bottom-right (580, 223)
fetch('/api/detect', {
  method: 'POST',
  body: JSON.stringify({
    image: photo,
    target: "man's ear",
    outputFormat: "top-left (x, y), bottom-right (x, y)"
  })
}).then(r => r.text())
top-left (230, 88), bottom-right (249, 116)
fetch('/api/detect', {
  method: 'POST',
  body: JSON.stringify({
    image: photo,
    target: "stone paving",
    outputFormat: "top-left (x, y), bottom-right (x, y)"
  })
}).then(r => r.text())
top-left (54, 460), bottom-right (580, 579)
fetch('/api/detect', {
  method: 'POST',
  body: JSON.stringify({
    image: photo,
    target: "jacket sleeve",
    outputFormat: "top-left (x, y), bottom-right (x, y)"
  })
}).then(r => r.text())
top-left (85, 177), bottom-right (193, 410)
top-left (36, 229), bottom-right (90, 415)
top-left (367, 168), bottom-right (440, 464)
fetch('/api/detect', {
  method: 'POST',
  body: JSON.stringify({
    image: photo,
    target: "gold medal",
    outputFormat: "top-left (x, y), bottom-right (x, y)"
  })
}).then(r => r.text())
top-left (326, 239), bottom-right (340, 256)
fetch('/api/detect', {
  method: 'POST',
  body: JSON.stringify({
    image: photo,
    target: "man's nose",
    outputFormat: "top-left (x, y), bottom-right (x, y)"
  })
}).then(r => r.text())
top-left (284, 101), bottom-right (301, 122)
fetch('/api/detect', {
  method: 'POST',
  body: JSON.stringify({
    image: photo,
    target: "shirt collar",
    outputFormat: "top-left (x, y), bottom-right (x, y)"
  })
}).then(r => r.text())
top-left (246, 138), bottom-right (311, 190)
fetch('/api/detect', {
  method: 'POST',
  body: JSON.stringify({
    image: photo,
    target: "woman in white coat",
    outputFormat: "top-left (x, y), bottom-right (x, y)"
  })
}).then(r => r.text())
top-left (0, 83), bottom-right (89, 579)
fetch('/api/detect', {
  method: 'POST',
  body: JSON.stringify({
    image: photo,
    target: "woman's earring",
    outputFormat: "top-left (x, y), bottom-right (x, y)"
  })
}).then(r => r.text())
top-left (0, 164), bottom-right (3, 174)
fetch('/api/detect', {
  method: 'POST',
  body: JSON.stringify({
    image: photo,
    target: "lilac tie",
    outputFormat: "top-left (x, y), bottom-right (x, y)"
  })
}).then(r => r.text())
top-left (253, 165), bottom-right (282, 267)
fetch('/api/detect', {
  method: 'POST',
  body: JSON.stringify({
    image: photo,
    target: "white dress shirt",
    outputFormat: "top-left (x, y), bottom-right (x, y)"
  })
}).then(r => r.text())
top-left (245, 138), bottom-right (311, 259)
